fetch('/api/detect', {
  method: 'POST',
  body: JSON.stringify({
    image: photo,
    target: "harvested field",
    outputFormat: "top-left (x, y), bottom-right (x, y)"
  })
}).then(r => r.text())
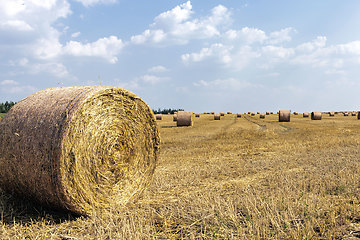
top-left (1, 113), bottom-right (360, 239)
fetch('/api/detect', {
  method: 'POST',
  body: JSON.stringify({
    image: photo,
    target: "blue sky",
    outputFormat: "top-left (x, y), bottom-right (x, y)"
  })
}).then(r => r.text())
top-left (1, 0), bottom-right (360, 113)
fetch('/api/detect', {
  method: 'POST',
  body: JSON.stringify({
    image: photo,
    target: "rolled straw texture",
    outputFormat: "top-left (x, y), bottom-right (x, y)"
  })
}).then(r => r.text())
top-left (0, 86), bottom-right (160, 216)
top-left (311, 112), bottom-right (322, 120)
top-left (279, 110), bottom-right (290, 122)
top-left (177, 111), bottom-right (193, 127)
top-left (214, 113), bottom-right (221, 120)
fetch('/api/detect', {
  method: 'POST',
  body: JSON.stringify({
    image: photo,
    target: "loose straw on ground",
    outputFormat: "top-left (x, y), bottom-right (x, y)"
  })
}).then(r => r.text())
top-left (0, 86), bottom-right (160, 216)
top-left (279, 110), bottom-right (290, 122)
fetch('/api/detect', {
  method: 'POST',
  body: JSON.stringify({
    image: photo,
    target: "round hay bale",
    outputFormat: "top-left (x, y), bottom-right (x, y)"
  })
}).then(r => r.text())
top-left (247, 112), bottom-right (251, 114)
top-left (220, 112), bottom-right (225, 116)
top-left (156, 114), bottom-right (162, 120)
top-left (256, 112), bottom-right (260, 114)
top-left (279, 110), bottom-right (290, 122)
top-left (173, 113), bottom-right (177, 121)
top-left (195, 113), bottom-right (200, 118)
top-left (270, 112), bottom-right (273, 114)
top-left (352, 112), bottom-right (356, 116)
top-left (0, 86), bottom-right (160, 216)
top-left (237, 113), bottom-right (242, 118)
top-left (329, 112), bottom-right (335, 117)
top-left (214, 113), bottom-right (221, 120)
top-left (311, 112), bottom-right (322, 120)
top-left (251, 112), bottom-right (255, 116)
top-left (344, 112), bottom-right (349, 116)
top-left (266, 112), bottom-right (270, 115)
top-left (227, 112), bottom-right (232, 115)
top-left (358, 112), bottom-right (360, 120)
top-left (303, 112), bottom-right (309, 118)
top-left (260, 113), bottom-right (265, 119)
top-left (177, 111), bottom-right (193, 127)
top-left (293, 112), bottom-right (298, 115)
top-left (211, 112), bottom-right (215, 115)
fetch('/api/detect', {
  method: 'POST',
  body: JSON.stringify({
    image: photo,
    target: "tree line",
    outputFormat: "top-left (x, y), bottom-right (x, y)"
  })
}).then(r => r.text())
top-left (152, 108), bottom-right (184, 114)
top-left (0, 101), bottom-right (16, 113)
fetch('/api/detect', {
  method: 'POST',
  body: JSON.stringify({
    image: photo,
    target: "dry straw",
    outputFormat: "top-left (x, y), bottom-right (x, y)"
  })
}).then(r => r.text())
top-left (278, 110), bottom-right (290, 122)
top-left (177, 111), bottom-right (193, 127)
top-left (0, 86), bottom-right (160, 216)
top-left (214, 113), bottom-right (221, 120)
top-left (156, 114), bottom-right (162, 120)
top-left (311, 112), bottom-right (322, 120)
top-left (303, 112), bottom-right (309, 118)
top-left (237, 113), bottom-right (242, 118)
top-left (260, 113), bottom-right (265, 119)
top-left (195, 113), bottom-right (200, 118)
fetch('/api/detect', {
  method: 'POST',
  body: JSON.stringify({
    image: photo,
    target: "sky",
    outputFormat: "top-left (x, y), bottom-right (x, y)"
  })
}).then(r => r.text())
top-left (1, 0), bottom-right (360, 113)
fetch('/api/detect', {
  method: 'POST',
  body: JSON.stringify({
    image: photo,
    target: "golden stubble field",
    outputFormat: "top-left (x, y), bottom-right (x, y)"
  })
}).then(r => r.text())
top-left (1, 113), bottom-right (360, 239)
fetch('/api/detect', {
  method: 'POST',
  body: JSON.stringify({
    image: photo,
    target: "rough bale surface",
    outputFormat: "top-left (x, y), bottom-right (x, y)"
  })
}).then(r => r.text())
top-left (311, 112), bottom-right (322, 120)
top-left (214, 113), bottom-right (221, 120)
top-left (156, 114), bottom-right (162, 120)
top-left (176, 111), bottom-right (193, 127)
top-left (266, 112), bottom-right (270, 115)
top-left (303, 112), bottom-right (309, 118)
top-left (0, 86), bottom-right (160, 216)
top-left (279, 110), bottom-right (290, 122)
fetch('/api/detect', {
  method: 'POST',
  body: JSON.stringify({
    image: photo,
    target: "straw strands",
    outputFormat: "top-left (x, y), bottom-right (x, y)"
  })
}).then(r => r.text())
top-left (311, 112), bottom-right (322, 120)
top-left (278, 110), bottom-right (290, 122)
top-left (0, 86), bottom-right (160, 216)
top-left (177, 111), bottom-right (193, 127)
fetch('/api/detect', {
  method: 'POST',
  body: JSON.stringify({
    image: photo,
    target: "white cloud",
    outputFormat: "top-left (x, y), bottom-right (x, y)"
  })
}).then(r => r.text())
top-left (148, 65), bottom-right (169, 73)
top-left (194, 78), bottom-right (262, 90)
top-left (73, 0), bottom-right (117, 7)
top-left (296, 36), bottom-right (327, 52)
top-left (63, 36), bottom-right (124, 63)
top-left (30, 62), bottom-right (70, 78)
top-left (2, 85), bottom-right (37, 94)
top-left (181, 43), bottom-right (233, 63)
top-left (0, 80), bottom-right (19, 85)
top-left (71, 31), bottom-right (81, 38)
top-left (139, 75), bottom-right (169, 85)
top-left (262, 45), bottom-right (295, 59)
top-left (267, 27), bottom-right (295, 44)
top-left (130, 1), bottom-right (231, 45)
top-left (224, 27), bottom-right (267, 44)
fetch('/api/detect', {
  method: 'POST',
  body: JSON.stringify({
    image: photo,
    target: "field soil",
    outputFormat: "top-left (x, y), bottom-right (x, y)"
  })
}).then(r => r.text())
top-left (1, 113), bottom-right (360, 239)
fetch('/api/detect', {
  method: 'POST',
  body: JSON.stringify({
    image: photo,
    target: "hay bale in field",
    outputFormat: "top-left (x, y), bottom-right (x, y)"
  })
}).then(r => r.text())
top-left (256, 112), bottom-right (260, 114)
top-left (220, 112), bottom-right (225, 116)
top-left (293, 112), bottom-right (298, 115)
top-left (0, 86), bottom-right (160, 216)
top-left (211, 112), bottom-right (215, 115)
top-left (237, 113), bottom-right (242, 118)
top-left (343, 112), bottom-right (349, 116)
top-left (358, 112), bottom-right (360, 119)
top-left (214, 113), bottom-right (221, 120)
top-left (251, 112), bottom-right (255, 116)
top-left (270, 112), bottom-right (273, 114)
top-left (303, 112), bottom-right (309, 118)
top-left (311, 112), bottom-right (322, 120)
top-left (260, 113), bottom-right (265, 119)
top-left (156, 114), bottom-right (162, 120)
top-left (195, 113), bottom-right (200, 118)
top-left (352, 112), bottom-right (356, 116)
top-left (247, 112), bottom-right (251, 114)
top-left (227, 112), bottom-right (232, 114)
top-left (266, 112), bottom-right (270, 115)
top-left (173, 113), bottom-right (177, 121)
top-left (177, 111), bottom-right (193, 127)
top-left (278, 110), bottom-right (290, 122)
top-left (329, 112), bottom-right (335, 117)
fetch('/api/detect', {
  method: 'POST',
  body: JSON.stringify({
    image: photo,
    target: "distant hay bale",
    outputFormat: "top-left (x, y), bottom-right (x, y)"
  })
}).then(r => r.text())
top-left (293, 112), bottom-right (298, 115)
top-left (227, 112), bottom-right (232, 114)
top-left (352, 112), bottom-right (356, 116)
top-left (0, 86), bottom-right (160, 216)
top-left (260, 113), bottom-right (265, 119)
top-left (266, 112), bottom-right (270, 115)
top-left (343, 112), bottom-right (349, 116)
top-left (311, 112), bottom-right (322, 120)
top-left (303, 112), bottom-right (309, 118)
top-left (237, 113), bottom-right (242, 118)
top-left (329, 112), bottom-right (335, 117)
top-left (156, 114), bottom-right (162, 120)
top-left (358, 112), bottom-right (360, 120)
top-left (251, 112), bottom-right (255, 116)
top-left (214, 113), bottom-right (221, 120)
top-left (173, 113), bottom-right (177, 121)
top-left (177, 111), bottom-right (193, 127)
top-left (211, 112), bottom-right (215, 115)
top-left (257, 112), bottom-right (260, 114)
top-left (270, 112), bottom-right (273, 114)
top-left (248, 112), bottom-right (251, 114)
top-left (220, 112), bottom-right (225, 116)
top-left (278, 110), bottom-right (290, 122)
top-left (195, 113), bottom-right (200, 117)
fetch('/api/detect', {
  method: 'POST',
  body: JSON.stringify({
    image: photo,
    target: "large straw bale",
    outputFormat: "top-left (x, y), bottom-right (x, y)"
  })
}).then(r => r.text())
top-left (311, 112), bottom-right (322, 120)
top-left (358, 112), bottom-right (360, 119)
top-left (293, 112), bottom-right (298, 115)
top-left (303, 112), bottom-right (309, 118)
top-left (195, 113), bottom-right (200, 117)
top-left (214, 113), bottom-right (221, 120)
top-left (344, 112), bottom-right (349, 116)
top-left (251, 112), bottom-right (255, 116)
top-left (0, 86), bottom-right (160, 216)
top-left (329, 112), bottom-right (335, 117)
top-left (266, 112), bottom-right (270, 115)
top-left (227, 112), bottom-right (232, 114)
top-left (173, 113), bottom-right (177, 121)
top-left (220, 112), bottom-right (225, 116)
top-left (260, 113), bottom-right (265, 119)
top-left (177, 111), bottom-right (193, 127)
top-left (237, 113), bottom-right (242, 118)
top-left (156, 114), bottom-right (162, 120)
top-left (352, 112), bottom-right (356, 116)
top-left (278, 110), bottom-right (290, 122)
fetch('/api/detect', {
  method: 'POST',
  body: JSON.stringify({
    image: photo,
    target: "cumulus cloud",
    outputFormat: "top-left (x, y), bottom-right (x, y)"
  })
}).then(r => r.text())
top-left (181, 43), bottom-right (233, 64)
top-left (139, 75), bottom-right (169, 84)
top-left (131, 1), bottom-right (231, 45)
top-left (71, 31), bottom-right (81, 38)
top-left (0, 80), bottom-right (19, 85)
top-left (194, 78), bottom-right (262, 90)
top-left (148, 65), bottom-right (169, 73)
top-left (63, 36), bottom-right (124, 63)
